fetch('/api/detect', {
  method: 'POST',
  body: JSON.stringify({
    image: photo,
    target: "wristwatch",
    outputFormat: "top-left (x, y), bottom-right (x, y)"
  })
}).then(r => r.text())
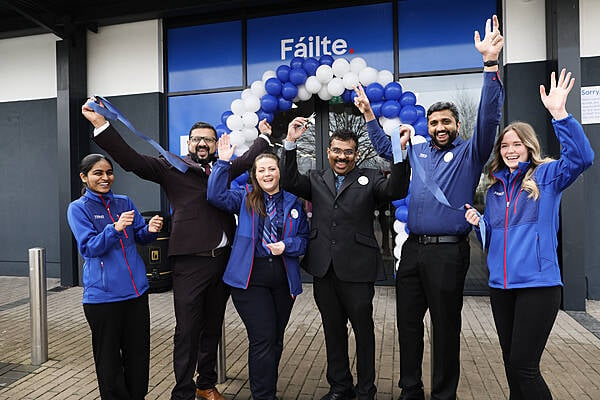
top-left (484, 60), bottom-right (499, 67)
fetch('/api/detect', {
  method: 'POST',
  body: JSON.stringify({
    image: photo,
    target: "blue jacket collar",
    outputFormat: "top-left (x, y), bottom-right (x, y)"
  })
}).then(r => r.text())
top-left (83, 189), bottom-right (114, 204)
top-left (494, 161), bottom-right (531, 182)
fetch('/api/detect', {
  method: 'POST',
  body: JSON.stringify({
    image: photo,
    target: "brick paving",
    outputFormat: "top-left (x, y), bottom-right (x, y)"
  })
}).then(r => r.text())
top-left (1, 276), bottom-right (600, 399)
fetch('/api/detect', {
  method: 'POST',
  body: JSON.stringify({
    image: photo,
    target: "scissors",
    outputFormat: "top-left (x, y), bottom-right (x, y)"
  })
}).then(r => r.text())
top-left (302, 112), bottom-right (317, 129)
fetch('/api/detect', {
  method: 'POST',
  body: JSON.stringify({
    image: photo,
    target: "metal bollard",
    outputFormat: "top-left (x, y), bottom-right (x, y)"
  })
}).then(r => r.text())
top-left (216, 322), bottom-right (226, 383)
top-left (29, 247), bottom-right (48, 366)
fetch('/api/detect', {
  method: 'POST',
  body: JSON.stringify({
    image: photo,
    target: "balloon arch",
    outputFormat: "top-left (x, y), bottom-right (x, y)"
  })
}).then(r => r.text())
top-left (217, 55), bottom-right (428, 262)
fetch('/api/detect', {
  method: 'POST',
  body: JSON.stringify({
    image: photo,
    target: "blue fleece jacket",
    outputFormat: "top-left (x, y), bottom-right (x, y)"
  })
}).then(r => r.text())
top-left (67, 190), bottom-right (158, 303)
top-left (207, 160), bottom-right (309, 296)
top-left (481, 115), bottom-right (594, 289)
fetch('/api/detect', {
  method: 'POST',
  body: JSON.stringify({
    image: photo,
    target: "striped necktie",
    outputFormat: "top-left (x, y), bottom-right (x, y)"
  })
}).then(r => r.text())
top-left (335, 175), bottom-right (345, 192)
top-left (262, 196), bottom-right (278, 252)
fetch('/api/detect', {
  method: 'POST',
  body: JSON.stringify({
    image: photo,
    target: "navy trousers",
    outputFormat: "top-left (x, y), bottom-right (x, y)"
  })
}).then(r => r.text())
top-left (231, 256), bottom-right (294, 400)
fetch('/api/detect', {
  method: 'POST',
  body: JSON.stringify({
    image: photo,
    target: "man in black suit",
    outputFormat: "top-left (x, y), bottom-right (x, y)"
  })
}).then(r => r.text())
top-left (281, 117), bottom-right (410, 400)
top-left (81, 101), bottom-right (272, 400)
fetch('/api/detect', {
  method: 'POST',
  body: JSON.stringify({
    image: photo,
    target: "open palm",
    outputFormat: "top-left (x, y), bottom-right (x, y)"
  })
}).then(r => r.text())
top-left (540, 69), bottom-right (573, 120)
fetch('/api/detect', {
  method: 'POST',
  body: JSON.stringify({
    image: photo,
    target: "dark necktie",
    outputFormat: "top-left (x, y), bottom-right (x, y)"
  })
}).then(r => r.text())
top-left (204, 163), bottom-right (211, 176)
top-left (262, 196), bottom-right (278, 252)
top-left (335, 175), bottom-right (345, 192)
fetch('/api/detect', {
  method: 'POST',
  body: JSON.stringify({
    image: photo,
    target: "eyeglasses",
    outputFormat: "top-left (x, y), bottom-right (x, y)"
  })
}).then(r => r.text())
top-left (329, 147), bottom-right (356, 156)
top-left (189, 136), bottom-right (216, 144)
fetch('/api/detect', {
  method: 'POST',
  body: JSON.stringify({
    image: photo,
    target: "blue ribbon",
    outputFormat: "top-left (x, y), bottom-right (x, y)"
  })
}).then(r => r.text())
top-left (87, 96), bottom-right (189, 173)
top-left (389, 132), bottom-right (487, 249)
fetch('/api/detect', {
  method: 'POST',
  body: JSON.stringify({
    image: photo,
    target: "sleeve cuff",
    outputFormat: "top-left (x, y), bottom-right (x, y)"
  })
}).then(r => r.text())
top-left (259, 133), bottom-right (273, 146)
top-left (284, 140), bottom-right (297, 150)
top-left (93, 121), bottom-right (110, 136)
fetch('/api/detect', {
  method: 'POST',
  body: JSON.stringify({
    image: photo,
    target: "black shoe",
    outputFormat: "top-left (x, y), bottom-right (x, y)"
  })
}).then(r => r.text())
top-left (397, 387), bottom-right (424, 400)
top-left (320, 388), bottom-right (357, 400)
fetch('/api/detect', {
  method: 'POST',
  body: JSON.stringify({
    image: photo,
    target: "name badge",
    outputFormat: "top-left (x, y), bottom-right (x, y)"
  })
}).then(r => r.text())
top-left (290, 209), bottom-right (299, 219)
top-left (444, 152), bottom-right (454, 163)
top-left (358, 176), bottom-right (369, 185)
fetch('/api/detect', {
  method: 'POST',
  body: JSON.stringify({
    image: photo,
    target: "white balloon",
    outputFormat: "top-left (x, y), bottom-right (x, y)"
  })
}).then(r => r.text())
top-left (350, 57), bottom-right (367, 74)
top-left (241, 88), bottom-right (253, 100)
top-left (316, 64), bottom-right (334, 84)
top-left (234, 143), bottom-right (250, 157)
top-left (262, 70), bottom-right (276, 82)
top-left (305, 76), bottom-right (322, 94)
top-left (242, 112), bottom-right (259, 128)
top-left (393, 245), bottom-right (402, 260)
top-left (381, 117), bottom-right (401, 135)
top-left (229, 131), bottom-right (245, 146)
top-left (331, 58), bottom-right (350, 77)
top-left (226, 114), bottom-right (244, 131)
top-left (242, 127), bottom-right (258, 142)
top-left (395, 230), bottom-right (409, 246)
top-left (377, 70), bottom-right (394, 86)
top-left (230, 99), bottom-right (246, 115)
top-left (327, 77), bottom-right (345, 97)
top-left (318, 85), bottom-right (333, 101)
top-left (393, 220), bottom-right (405, 234)
top-left (243, 95), bottom-right (261, 113)
top-left (342, 71), bottom-right (360, 90)
top-left (296, 84), bottom-right (312, 101)
top-left (250, 80), bottom-right (266, 98)
top-left (412, 135), bottom-right (428, 145)
top-left (358, 67), bottom-right (379, 86)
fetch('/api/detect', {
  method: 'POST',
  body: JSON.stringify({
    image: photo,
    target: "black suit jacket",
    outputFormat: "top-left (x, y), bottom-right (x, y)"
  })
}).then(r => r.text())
top-left (94, 125), bottom-right (269, 256)
top-left (282, 148), bottom-right (410, 282)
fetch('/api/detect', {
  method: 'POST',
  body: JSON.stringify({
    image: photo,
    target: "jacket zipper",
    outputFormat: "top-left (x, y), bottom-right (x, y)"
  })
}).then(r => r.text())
top-left (500, 171), bottom-right (521, 288)
top-left (99, 196), bottom-right (139, 296)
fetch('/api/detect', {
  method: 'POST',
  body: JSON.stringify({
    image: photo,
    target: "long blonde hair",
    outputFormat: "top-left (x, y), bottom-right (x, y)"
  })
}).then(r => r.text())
top-left (488, 122), bottom-right (553, 200)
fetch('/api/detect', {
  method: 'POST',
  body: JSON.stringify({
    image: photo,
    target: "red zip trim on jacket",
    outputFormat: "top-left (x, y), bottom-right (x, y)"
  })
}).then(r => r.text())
top-left (500, 170), bottom-right (521, 288)
top-left (98, 195), bottom-right (140, 296)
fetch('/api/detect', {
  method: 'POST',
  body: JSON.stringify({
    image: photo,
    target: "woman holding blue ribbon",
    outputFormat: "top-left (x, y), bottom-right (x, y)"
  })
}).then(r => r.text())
top-left (465, 69), bottom-right (594, 399)
top-left (207, 134), bottom-right (309, 400)
top-left (67, 154), bottom-right (163, 400)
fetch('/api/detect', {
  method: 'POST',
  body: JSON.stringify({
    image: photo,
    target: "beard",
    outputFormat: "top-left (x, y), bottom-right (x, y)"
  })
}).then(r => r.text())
top-left (431, 129), bottom-right (458, 149)
top-left (189, 145), bottom-right (215, 164)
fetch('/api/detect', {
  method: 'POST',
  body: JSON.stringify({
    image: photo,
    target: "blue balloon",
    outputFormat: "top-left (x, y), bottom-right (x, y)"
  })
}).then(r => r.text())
top-left (290, 57), bottom-right (304, 69)
top-left (221, 110), bottom-right (233, 125)
top-left (281, 82), bottom-right (298, 100)
top-left (381, 100), bottom-right (401, 118)
top-left (302, 57), bottom-right (320, 76)
top-left (414, 116), bottom-right (428, 136)
top-left (289, 67), bottom-right (308, 86)
top-left (265, 77), bottom-right (282, 96)
top-left (215, 124), bottom-right (228, 138)
top-left (371, 101), bottom-right (383, 118)
top-left (365, 83), bottom-right (385, 102)
top-left (395, 205), bottom-right (408, 223)
top-left (400, 91), bottom-right (417, 106)
top-left (384, 82), bottom-right (402, 100)
top-left (399, 105), bottom-right (418, 125)
top-left (257, 109), bottom-right (275, 123)
top-left (232, 171), bottom-right (249, 188)
top-left (341, 89), bottom-right (353, 104)
top-left (350, 91), bottom-right (358, 103)
top-left (276, 65), bottom-right (290, 82)
top-left (392, 198), bottom-right (405, 208)
top-left (278, 97), bottom-right (293, 111)
top-left (415, 105), bottom-right (426, 118)
top-left (319, 55), bottom-right (334, 66)
top-left (260, 94), bottom-right (278, 113)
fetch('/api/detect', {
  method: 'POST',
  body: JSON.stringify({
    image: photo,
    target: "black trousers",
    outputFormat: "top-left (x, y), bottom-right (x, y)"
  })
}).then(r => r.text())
top-left (171, 253), bottom-right (230, 400)
top-left (83, 292), bottom-right (150, 400)
top-left (490, 286), bottom-right (561, 400)
top-left (395, 238), bottom-right (470, 400)
top-left (314, 266), bottom-right (377, 400)
top-left (231, 256), bottom-right (294, 400)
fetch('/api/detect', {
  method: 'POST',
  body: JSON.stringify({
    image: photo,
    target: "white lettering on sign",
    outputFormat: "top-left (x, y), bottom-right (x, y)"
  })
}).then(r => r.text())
top-left (581, 86), bottom-right (600, 125)
top-left (281, 36), bottom-right (350, 60)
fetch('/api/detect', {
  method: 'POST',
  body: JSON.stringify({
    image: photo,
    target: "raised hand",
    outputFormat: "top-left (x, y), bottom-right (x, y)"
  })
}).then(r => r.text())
top-left (285, 116), bottom-right (309, 143)
top-left (258, 119), bottom-right (272, 136)
top-left (114, 210), bottom-right (135, 232)
top-left (353, 85), bottom-right (375, 121)
top-left (217, 134), bottom-right (235, 162)
top-left (474, 15), bottom-right (503, 63)
top-left (148, 215), bottom-right (164, 233)
top-left (81, 97), bottom-right (107, 128)
top-left (540, 69), bottom-right (573, 120)
top-left (464, 204), bottom-right (480, 227)
top-left (398, 125), bottom-right (412, 149)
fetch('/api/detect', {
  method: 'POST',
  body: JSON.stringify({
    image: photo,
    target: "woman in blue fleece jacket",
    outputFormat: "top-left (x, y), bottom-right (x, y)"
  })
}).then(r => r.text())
top-left (207, 134), bottom-right (309, 400)
top-left (67, 154), bottom-right (163, 400)
top-left (465, 69), bottom-right (594, 400)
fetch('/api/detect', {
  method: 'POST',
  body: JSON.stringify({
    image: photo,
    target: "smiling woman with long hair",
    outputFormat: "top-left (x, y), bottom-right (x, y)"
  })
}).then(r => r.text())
top-left (207, 134), bottom-right (309, 400)
top-left (67, 153), bottom-right (163, 400)
top-left (465, 70), bottom-right (594, 399)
